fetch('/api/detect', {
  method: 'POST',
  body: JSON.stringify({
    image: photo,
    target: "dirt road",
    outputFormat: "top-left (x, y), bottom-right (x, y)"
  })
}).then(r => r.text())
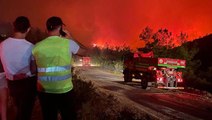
top-left (77, 67), bottom-right (212, 120)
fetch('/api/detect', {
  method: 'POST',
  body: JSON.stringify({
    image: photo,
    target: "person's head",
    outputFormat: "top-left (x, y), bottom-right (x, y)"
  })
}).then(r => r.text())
top-left (46, 16), bottom-right (64, 32)
top-left (13, 16), bottom-right (31, 33)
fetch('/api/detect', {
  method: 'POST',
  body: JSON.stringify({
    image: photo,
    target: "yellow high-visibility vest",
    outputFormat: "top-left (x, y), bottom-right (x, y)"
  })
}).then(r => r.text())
top-left (32, 36), bottom-right (73, 93)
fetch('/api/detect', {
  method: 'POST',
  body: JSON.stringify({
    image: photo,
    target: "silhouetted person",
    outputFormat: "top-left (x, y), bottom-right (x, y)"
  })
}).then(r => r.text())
top-left (0, 16), bottom-right (37, 120)
top-left (0, 59), bottom-right (7, 120)
top-left (32, 16), bottom-right (86, 120)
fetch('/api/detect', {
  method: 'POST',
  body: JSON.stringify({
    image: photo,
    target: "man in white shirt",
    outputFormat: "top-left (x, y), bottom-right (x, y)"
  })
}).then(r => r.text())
top-left (0, 16), bottom-right (37, 120)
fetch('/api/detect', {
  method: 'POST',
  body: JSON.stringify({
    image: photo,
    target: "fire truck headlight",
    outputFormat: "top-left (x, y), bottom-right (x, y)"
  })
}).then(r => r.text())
top-left (177, 79), bottom-right (183, 82)
top-left (157, 77), bottom-right (163, 82)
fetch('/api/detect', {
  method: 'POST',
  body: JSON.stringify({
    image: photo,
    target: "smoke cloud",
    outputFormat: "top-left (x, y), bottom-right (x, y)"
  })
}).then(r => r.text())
top-left (0, 0), bottom-right (212, 49)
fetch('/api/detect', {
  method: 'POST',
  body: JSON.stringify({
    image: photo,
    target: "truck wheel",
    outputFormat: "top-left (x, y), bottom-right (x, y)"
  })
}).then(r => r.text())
top-left (124, 69), bottom-right (132, 82)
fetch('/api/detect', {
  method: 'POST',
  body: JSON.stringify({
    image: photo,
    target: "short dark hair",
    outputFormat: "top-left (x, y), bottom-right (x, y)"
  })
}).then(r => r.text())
top-left (46, 16), bottom-right (64, 31)
top-left (13, 16), bottom-right (30, 33)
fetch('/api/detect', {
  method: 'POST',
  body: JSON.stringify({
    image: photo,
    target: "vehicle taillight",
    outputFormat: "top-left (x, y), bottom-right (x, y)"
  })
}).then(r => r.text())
top-left (177, 78), bottom-right (183, 82)
top-left (176, 72), bottom-right (183, 82)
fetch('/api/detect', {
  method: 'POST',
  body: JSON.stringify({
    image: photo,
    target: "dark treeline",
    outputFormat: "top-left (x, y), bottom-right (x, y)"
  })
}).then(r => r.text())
top-left (180, 34), bottom-right (212, 92)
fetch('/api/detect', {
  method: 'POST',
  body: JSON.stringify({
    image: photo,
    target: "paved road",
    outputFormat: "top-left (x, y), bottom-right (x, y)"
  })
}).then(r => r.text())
top-left (77, 67), bottom-right (212, 120)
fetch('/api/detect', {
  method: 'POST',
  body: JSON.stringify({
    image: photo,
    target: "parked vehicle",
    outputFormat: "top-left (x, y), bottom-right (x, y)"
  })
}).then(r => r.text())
top-left (123, 53), bottom-right (186, 89)
top-left (82, 57), bottom-right (91, 66)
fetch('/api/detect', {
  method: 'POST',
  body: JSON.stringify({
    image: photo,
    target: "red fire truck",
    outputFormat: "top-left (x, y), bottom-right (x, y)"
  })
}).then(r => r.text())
top-left (82, 57), bottom-right (91, 66)
top-left (123, 55), bottom-right (186, 89)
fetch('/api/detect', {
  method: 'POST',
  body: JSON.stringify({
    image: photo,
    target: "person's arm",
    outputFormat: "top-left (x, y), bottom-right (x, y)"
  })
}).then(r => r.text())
top-left (70, 40), bottom-right (87, 56)
top-left (62, 29), bottom-right (88, 56)
top-left (76, 47), bottom-right (87, 57)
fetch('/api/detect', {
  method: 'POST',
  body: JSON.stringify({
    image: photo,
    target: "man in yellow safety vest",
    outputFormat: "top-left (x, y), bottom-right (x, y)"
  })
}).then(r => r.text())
top-left (32, 16), bottom-right (86, 120)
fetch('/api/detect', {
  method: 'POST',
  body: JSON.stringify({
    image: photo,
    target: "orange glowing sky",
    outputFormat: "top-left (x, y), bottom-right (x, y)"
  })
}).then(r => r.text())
top-left (0, 0), bottom-right (212, 49)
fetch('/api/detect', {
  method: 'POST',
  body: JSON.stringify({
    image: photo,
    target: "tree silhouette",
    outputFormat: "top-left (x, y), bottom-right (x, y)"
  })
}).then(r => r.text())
top-left (139, 26), bottom-right (153, 42)
top-left (153, 28), bottom-right (174, 48)
top-left (176, 32), bottom-right (188, 46)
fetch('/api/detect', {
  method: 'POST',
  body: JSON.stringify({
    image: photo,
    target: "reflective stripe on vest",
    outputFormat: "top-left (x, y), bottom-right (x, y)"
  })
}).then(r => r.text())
top-left (38, 65), bottom-right (70, 72)
top-left (38, 74), bottom-right (71, 82)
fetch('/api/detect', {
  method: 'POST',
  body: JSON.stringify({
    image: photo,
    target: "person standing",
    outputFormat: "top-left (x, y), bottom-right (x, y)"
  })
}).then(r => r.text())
top-left (0, 59), bottom-right (7, 120)
top-left (0, 16), bottom-right (37, 120)
top-left (32, 16), bottom-right (85, 120)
